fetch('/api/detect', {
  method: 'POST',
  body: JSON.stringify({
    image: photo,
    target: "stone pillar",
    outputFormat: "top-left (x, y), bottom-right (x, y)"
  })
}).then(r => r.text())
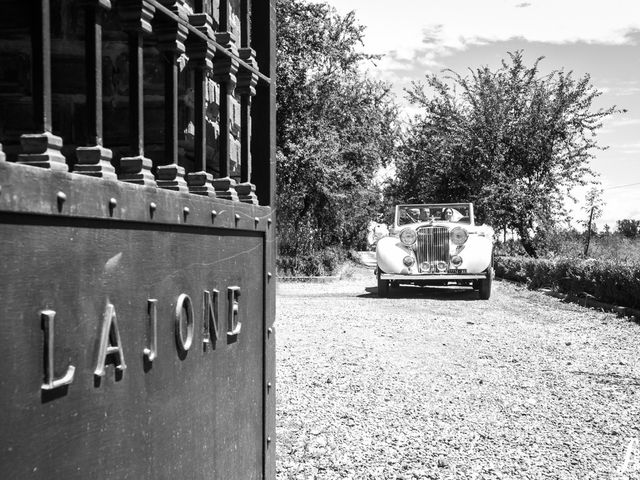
top-left (74, 0), bottom-right (117, 179)
top-left (117, 0), bottom-right (156, 186)
top-left (17, 0), bottom-right (67, 171)
top-left (185, 13), bottom-right (217, 196)
top-left (211, 7), bottom-right (240, 201)
top-left (155, 0), bottom-right (189, 192)
top-left (235, 47), bottom-right (258, 204)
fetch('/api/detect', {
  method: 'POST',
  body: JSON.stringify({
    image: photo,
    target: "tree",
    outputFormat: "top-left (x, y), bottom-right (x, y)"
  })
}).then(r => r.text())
top-left (389, 51), bottom-right (620, 257)
top-left (581, 187), bottom-right (604, 256)
top-left (276, 0), bottom-right (398, 260)
top-left (617, 219), bottom-right (640, 238)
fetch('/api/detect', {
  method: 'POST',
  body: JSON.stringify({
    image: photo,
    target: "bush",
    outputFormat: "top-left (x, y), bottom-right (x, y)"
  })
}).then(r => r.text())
top-left (277, 247), bottom-right (348, 277)
top-left (617, 219), bottom-right (640, 239)
top-left (495, 256), bottom-right (640, 309)
top-left (494, 239), bottom-right (527, 257)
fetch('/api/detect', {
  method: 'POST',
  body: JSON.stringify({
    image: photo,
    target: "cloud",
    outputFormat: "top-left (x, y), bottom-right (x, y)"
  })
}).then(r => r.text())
top-left (422, 25), bottom-right (444, 45)
top-left (421, 3), bottom-right (640, 53)
top-left (321, 0), bottom-right (640, 60)
top-left (615, 142), bottom-right (640, 154)
top-left (611, 84), bottom-right (640, 97)
top-left (608, 118), bottom-right (640, 128)
top-left (600, 189), bottom-right (640, 225)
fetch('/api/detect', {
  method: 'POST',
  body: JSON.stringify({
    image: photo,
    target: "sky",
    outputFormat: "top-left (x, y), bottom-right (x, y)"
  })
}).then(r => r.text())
top-left (316, 0), bottom-right (640, 229)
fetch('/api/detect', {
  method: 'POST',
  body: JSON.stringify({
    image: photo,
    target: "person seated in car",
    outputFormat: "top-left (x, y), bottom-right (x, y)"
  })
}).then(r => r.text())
top-left (442, 208), bottom-right (463, 222)
top-left (419, 208), bottom-right (432, 222)
top-left (404, 208), bottom-right (420, 223)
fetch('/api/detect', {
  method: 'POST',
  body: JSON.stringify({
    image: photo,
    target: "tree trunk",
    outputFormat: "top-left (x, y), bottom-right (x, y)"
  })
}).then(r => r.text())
top-left (584, 206), bottom-right (594, 257)
top-left (517, 226), bottom-right (538, 258)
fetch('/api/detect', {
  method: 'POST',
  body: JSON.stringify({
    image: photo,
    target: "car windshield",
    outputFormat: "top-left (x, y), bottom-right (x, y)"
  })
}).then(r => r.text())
top-left (396, 204), bottom-right (472, 226)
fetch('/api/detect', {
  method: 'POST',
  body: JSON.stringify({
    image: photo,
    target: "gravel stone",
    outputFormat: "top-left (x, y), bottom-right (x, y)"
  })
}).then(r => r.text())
top-left (276, 267), bottom-right (640, 479)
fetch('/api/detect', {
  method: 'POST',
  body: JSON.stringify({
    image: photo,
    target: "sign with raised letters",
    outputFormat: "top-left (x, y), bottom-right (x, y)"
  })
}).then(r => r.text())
top-left (0, 162), bottom-right (275, 480)
top-left (0, 0), bottom-right (276, 476)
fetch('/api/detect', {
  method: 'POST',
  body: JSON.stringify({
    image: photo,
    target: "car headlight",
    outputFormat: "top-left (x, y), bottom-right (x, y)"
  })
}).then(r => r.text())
top-left (450, 227), bottom-right (468, 246)
top-left (399, 228), bottom-right (417, 246)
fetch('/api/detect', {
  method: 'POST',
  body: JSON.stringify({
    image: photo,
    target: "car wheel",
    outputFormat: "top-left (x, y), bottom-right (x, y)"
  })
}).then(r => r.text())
top-left (478, 267), bottom-right (493, 300)
top-left (377, 269), bottom-right (390, 297)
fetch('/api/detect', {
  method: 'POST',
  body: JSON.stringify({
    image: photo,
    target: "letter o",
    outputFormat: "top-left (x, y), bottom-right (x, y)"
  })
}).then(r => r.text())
top-left (175, 293), bottom-right (194, 353)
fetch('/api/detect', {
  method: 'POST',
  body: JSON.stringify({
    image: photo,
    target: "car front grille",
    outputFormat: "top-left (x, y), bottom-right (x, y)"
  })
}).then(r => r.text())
top-left (416, 226), bottom-right (449, 270)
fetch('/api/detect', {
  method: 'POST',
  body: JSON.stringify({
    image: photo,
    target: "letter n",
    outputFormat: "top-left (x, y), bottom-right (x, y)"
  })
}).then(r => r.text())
top-left (94, 303), bottom-right (127, 377)
top-left (203, 289), bottom-right (220, 349)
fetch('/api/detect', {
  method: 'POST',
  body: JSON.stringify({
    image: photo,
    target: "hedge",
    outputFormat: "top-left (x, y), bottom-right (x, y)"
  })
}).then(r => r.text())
top-left (495, 256), bottom-right (640, 310)
top-left (277, 247), bottom-right (348, 277)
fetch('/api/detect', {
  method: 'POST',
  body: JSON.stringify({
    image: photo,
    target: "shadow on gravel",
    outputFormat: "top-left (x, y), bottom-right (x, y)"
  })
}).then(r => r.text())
top-left (569, 370), bottom-right (640, 386)
top-left (360, 285), bottom-right (480, 301)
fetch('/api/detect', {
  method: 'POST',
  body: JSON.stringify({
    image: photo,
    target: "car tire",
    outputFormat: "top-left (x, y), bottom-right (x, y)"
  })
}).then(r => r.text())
top-left (478, 267), bottom-right (493, 300)
top-left (377, 269), bottom-right (390, 297)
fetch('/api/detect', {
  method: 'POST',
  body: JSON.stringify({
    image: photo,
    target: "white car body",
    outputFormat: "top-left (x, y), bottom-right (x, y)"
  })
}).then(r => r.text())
top-left (375, 203), bottom-right (495, 299)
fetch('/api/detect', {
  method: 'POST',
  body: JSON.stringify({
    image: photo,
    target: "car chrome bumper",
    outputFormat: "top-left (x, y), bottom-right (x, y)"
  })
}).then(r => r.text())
top-left (380, 273), bottom-right (486, 281)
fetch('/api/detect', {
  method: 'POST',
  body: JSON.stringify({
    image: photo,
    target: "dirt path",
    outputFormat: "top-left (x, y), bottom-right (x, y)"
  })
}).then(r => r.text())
top-left (275, 266), bottom-right (640, 479)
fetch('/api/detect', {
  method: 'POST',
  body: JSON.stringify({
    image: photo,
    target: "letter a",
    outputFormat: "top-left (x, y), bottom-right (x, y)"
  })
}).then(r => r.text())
top-left (94, 303), bottom-right (127, 377)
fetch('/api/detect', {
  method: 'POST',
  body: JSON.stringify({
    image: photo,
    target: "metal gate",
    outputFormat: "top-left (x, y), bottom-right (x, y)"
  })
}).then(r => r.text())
top-left (0, 0), bottom-right (276, 478)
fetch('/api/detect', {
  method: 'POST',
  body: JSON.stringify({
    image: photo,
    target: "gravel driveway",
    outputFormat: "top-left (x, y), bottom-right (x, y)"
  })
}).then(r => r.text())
top-left (276, 266), bottom-right (640, 480)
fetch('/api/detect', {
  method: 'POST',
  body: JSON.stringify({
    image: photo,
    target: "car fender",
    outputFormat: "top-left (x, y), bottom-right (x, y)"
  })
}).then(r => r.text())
top-left (458, 234), bottom-right (493, 273)
top-left (375, 236), bottom-right (416, 274)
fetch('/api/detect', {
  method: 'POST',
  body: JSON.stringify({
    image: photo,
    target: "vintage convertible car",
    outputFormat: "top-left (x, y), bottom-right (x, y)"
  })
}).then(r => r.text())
top-left (375, 203), bottom-right (494, 299)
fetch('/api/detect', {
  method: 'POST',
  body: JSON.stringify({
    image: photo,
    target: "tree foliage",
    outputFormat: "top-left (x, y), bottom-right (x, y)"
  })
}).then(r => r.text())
top-left (581, 187), bottom-right (604, 256)
top-left (389, 51), bottom-right (619, 257)
top-left (582, 187), bottom-right (604, 227)
top-left (617, 219), bottom-right (640, 239)
top-left (276, 0), bottom-right (398, 262)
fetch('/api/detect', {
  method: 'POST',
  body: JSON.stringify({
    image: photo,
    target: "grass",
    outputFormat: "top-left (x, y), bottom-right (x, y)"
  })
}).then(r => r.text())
top-left (496, 233), bottom-right (640, 265)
